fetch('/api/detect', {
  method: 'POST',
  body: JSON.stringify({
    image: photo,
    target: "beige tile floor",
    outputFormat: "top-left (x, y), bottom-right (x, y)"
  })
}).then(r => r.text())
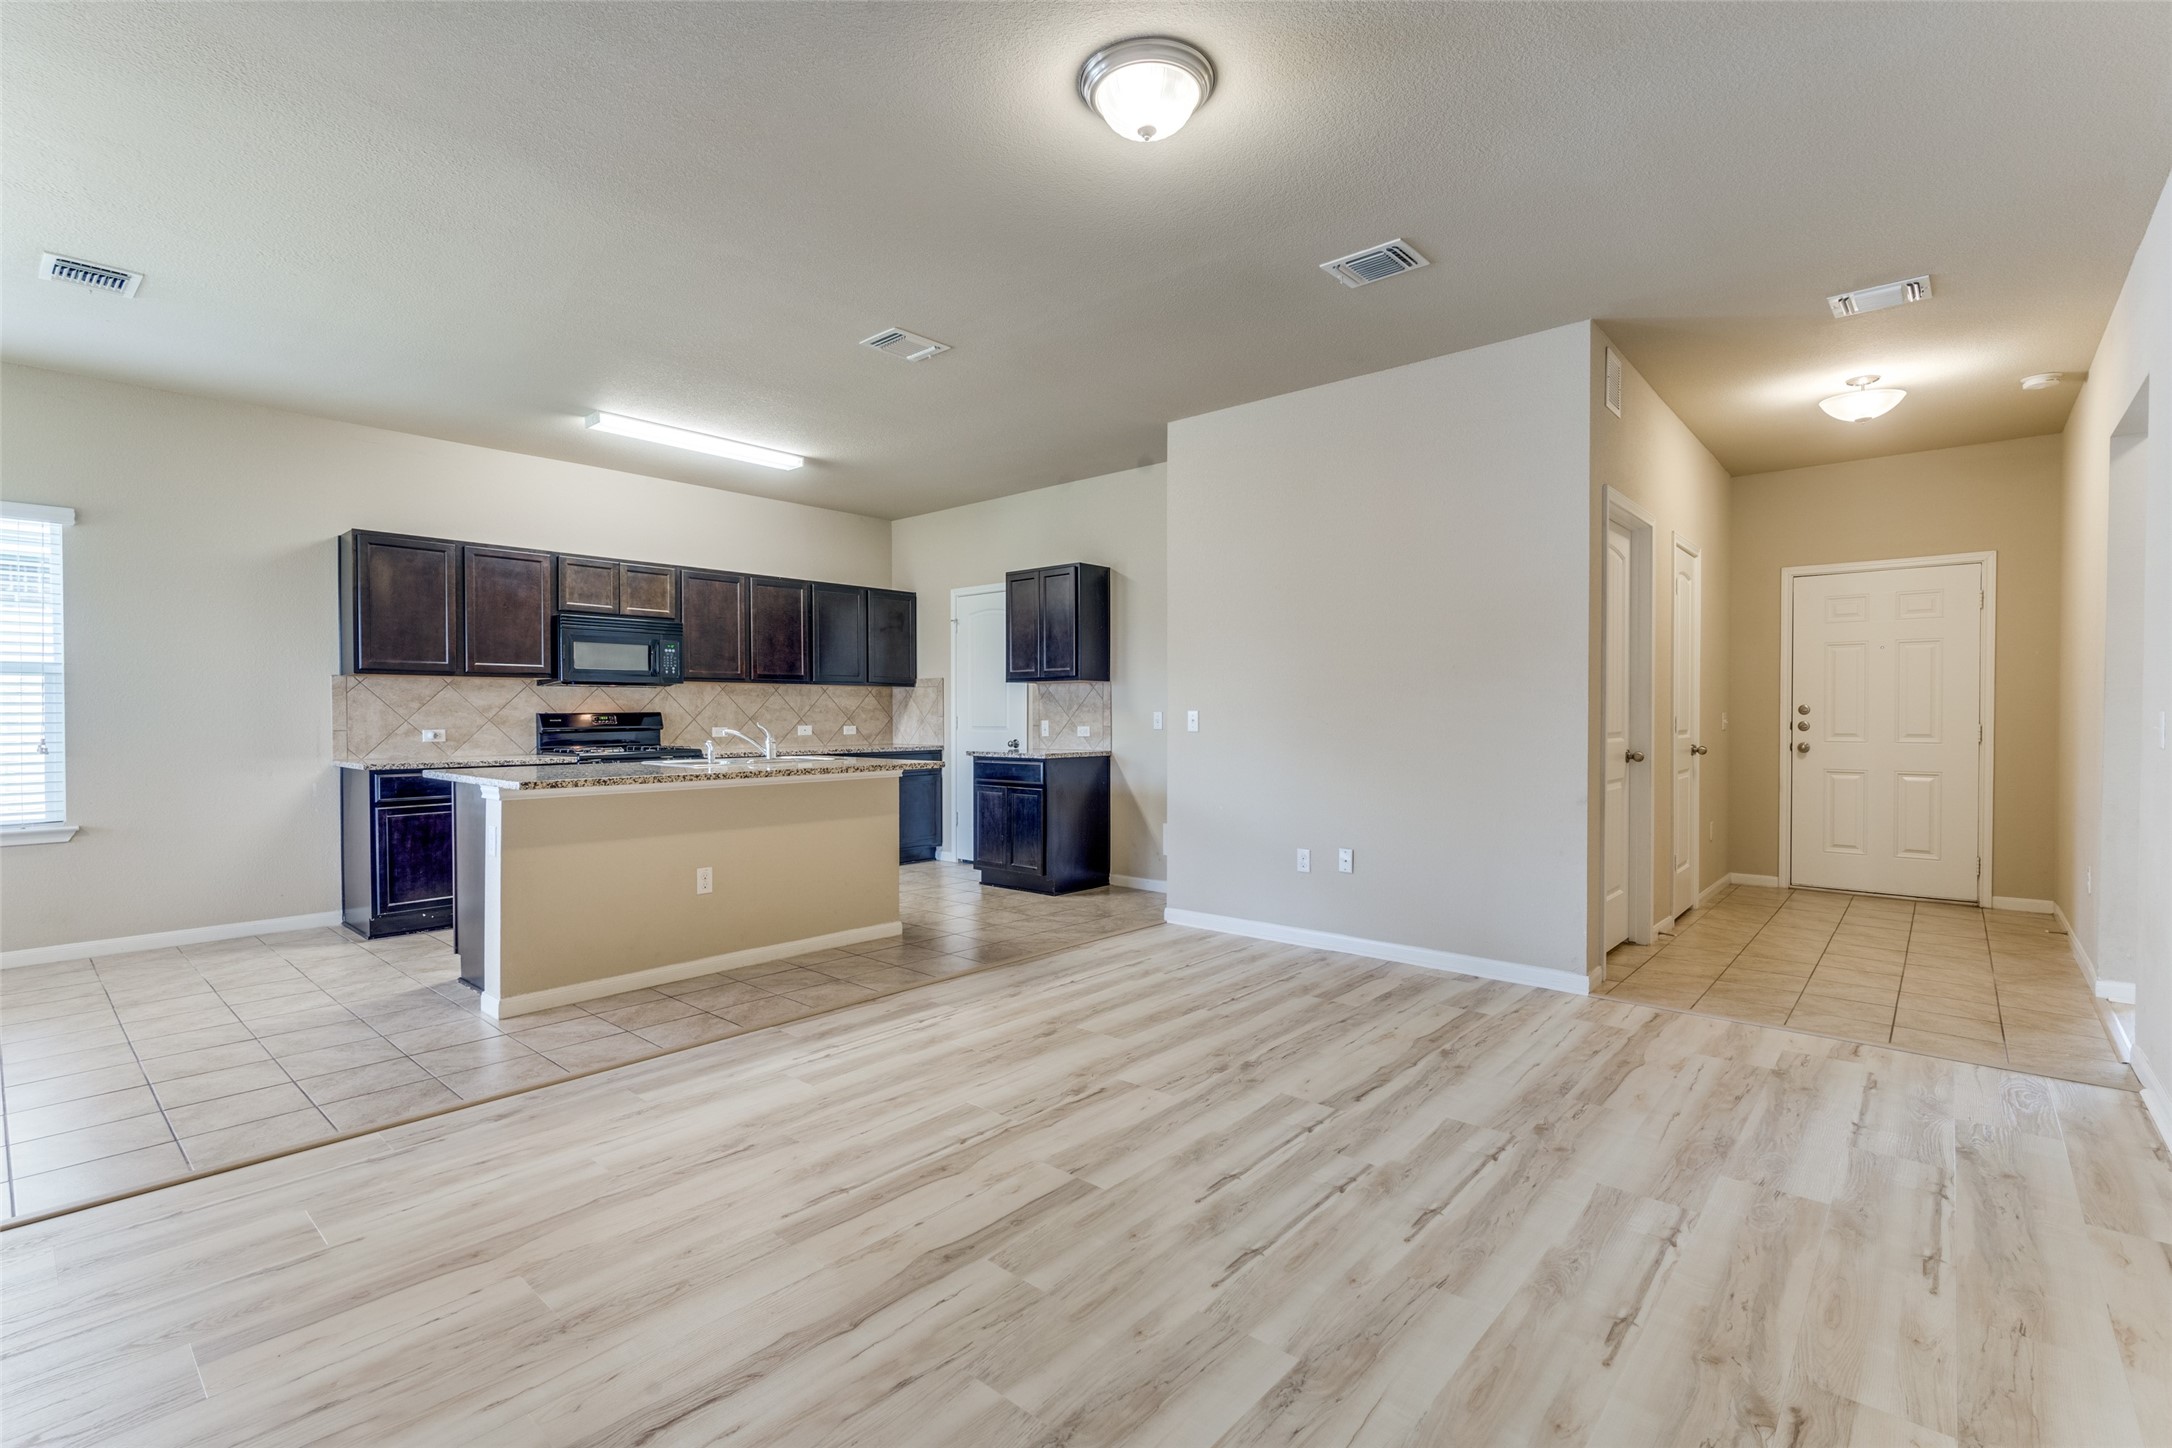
top-left (0, 862), bottom-right (1166, 1220)
top-left (1603, 883), bottom-right (2135, 1090)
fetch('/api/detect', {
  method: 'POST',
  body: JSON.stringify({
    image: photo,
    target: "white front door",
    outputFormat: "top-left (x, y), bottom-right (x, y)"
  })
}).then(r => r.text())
top-left (1602, 519), bottom-right (1632, 949)
top-left (950, 584), bottom-right (1023, 861)
top-left (1790, 562), bottom-right (1984, 900)
top-left (1670, 540), bottom-right (1701, 917)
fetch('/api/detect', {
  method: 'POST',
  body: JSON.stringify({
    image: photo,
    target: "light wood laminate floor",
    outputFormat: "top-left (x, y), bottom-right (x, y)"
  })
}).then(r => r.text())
top-left (1604, 886), bottom-right (2134, 1091)
top-left (5, 923), bottom-right (2168, 1447)
top-left (0, 864), bottom-right (1166, 1221)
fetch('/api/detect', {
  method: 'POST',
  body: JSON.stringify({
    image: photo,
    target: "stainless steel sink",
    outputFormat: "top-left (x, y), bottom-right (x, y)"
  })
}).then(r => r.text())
top-left (638, 756), bottom-right (843, 769)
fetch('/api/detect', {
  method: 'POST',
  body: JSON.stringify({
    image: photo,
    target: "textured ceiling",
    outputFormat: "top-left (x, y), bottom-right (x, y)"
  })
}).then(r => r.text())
top-left (4, 3), bottom-right (2169, 517)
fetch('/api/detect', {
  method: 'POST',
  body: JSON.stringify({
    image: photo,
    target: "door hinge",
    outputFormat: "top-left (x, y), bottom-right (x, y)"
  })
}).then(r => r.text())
top-left (1979, 724), bottom-right (1984, 744)
top-left (1977, 858), bottom-right (1982, 879)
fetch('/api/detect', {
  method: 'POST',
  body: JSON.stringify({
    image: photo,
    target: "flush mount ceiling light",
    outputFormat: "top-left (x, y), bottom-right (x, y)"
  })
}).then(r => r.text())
top-left (1078, 37), bottom-right (1214, 143)
top-left (584, 412), bottom-right (803, 470)
top-left (1818, 375), bottom-right (1907, 422)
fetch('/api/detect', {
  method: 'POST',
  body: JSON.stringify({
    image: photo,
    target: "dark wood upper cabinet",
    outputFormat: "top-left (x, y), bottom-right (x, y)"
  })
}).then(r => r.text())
top-left (620, 563), bottom-right (677, 619)
top-left (866, 588), bottom-right (917, 686)
top-left (680, 569), bottom-right (749, 681)
top-left (343, 531), bottom-right (460, 675)
top-left (1005, 563), bottom-right (1110, 681)
top-left (749, 577), bottom-right (811, 682)
top-left (811, 584), bottom-right (868, 685)
top-left (460, 544), bottom-right (552, 676)
top-left (556, 556), bottom-right (620, 615)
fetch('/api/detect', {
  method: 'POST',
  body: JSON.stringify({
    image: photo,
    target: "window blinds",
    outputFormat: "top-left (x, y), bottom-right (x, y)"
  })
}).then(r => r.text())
top-left (0, 506), bottom-right (69, 827)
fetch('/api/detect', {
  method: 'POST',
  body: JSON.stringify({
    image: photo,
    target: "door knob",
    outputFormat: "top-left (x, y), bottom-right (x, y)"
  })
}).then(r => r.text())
top-left (1690, 744), bottom-right (1708, 756)
top-left (1796, 741), bottom-right (1811, 754)
top-left (1798, 704), bottom-right (1811, 715)
top-left (1626, 750), bottom-right (1645, 763)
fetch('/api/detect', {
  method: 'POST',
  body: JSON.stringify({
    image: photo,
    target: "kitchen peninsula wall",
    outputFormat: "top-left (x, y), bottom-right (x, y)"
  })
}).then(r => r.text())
top-left (335, 675), bottom-right (947, 764)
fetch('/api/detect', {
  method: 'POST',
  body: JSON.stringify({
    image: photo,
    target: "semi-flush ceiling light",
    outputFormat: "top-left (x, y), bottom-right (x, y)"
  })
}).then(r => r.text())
top-left (1078, 37), bottom-right (1214, 143)
top-left (584, 412), bottom-right (804, 470)
top-left (1817, 374), bottom-right (1907, 422)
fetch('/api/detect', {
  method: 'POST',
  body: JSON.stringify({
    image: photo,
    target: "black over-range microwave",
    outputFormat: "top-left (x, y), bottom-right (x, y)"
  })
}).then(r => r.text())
top-left (555, 614), bottom-right (684, 686)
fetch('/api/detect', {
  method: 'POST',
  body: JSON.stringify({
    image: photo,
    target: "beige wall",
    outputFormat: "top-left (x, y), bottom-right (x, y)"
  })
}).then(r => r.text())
top-left (0, 363), bottom-right (891, 953)
top-left (1590, 329), bottom-right (1734, 938)
top-left (890, 465), bottom-right (1167, 884)
top-left (2058, 167), bottom-right (2171, 1096)
top-left (1166, 322), bottom-right (1593, 985)
top-left (1727, 434), bottom-right (2065, 899)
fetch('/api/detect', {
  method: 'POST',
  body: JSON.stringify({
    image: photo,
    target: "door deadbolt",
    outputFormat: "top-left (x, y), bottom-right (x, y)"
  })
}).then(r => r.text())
top-left (1796, 741), bottom-right (1811, 754)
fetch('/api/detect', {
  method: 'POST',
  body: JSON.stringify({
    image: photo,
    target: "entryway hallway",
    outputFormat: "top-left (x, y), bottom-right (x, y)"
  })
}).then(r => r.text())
top-left (1603, 886), bottom-right (2133, 1090)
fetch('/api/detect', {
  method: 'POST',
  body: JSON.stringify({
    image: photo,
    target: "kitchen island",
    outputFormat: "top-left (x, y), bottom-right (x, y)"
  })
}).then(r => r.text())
top-left (430, 756), bottom-right (939, 1020)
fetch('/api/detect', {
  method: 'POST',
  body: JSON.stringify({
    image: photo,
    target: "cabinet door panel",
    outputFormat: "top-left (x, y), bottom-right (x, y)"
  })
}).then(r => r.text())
top-left (749, 578), bottom-right (812, 682)
top-left (1038, 567), bottom-right (1078, 679)
top-left (461, 545), bottom-right (552, 675)
top-left (974, 783), bottom-right (1012, 867)
top-left (866, 589), bottom-right (917, 686)
top-left (681, 570), bottom-right (749, 681)
top-left (557, 557), bottom-right (621, 614)
top-left (351, 533), bottom-right (459, 674)
top-left (1006, 786), bottom-right (1045, 873)
top-left (1006, 573), bottom-right (1041, 680)
top-left (376, 806), bottom-right (454, 913)
top-left (811, 584), bottom-right (868, 684)
top-left (620, 564), bottom-right (677, 618)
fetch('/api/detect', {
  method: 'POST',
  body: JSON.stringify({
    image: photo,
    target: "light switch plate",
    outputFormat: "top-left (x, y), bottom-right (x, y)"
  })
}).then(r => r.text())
top-left (1186, 711), bottom-right (1199, 732)
top-left (1296, 848), bottom-right (1310, 873)
top-left (1040, 719), bottom-right (1050, 737)
top-left (1338, 848), bottom-right (1354, 874)
top-left (843, 725), bottom-right (857, 735)
top-left (1076, 726), bottom-right (1090, 737)
top-left (1152, 712), bottom-right (1163, 730)
top-left (695, 866), bottom-right (713, 895)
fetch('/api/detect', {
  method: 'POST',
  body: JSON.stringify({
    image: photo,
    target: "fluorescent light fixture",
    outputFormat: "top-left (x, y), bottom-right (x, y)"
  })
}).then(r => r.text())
top-left (1817, 374), bottom-right (1906, 422)
top-left (584, 412), bottom-right (803, 470)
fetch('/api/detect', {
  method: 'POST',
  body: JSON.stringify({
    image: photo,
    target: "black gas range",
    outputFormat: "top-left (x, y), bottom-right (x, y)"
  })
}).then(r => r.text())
top-left (535, 712), bottom-right (705, 762)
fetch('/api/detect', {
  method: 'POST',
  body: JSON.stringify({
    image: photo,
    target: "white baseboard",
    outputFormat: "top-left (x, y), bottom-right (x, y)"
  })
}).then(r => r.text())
top-left (483, 920), bottom-right (903, 1020)
top-left (1728, 873), bottom-right (1782, 888)
top-left (1696, 876), bottom-right (1732, 908)
top-left (2, 910), bottom-right (347, 970)
top-left (1990, 895), bottom-right (2056, 914)
top-left (1111, 874), bottom-right (1169, 894)
top-left (2096, 979), bottom-right (2138, 1005)
top-left (1651, 913), bottom-right (1676, 937)
top-left (2052, 902), bottom-right (2137, 1002)
top-left (1162, 908), bottom-right (1588, 996)
top-left (935, 849), bottom-right (960, 863)
top-left (2131, 1045), bottom-right (2171, 1154)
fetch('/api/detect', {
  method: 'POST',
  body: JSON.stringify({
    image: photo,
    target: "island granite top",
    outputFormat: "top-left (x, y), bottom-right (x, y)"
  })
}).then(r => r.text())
top-left (424, 757), bottom-right (941, 792)
top-left (967, 749), bottom-right (1114, 759)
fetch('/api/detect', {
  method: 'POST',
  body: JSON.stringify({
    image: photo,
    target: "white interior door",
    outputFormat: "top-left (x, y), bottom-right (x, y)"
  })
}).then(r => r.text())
top-left (1603, 519), bottom-right (1631, 949)
top-left (950, 585), bottom-right (1023, 861)
top-left (1670, 540), bottom-right (1701, 917)
top-left (1789, 562), bottom-right (1983, 900)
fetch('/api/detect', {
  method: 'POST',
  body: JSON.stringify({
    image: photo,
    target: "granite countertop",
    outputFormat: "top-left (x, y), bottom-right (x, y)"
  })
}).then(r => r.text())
top-left (424, 757), bottom-right (941, 792)
top-left (968, 749), bottom-right (1114, 759)
top-left (337, 755), bottom-right (574, 771)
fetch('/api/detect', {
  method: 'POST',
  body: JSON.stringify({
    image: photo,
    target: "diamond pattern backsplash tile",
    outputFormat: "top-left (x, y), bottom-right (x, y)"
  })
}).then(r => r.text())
top-left (1029, 681), bottom-right (1110, 752)
top-left (336, 676), bottom-right (906, 763)
top-left (892, 678), bottom-right (944, 747)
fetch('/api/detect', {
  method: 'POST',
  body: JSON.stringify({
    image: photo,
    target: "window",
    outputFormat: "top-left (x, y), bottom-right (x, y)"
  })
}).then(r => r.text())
top-left (0, 502), bottom-right (73, 840)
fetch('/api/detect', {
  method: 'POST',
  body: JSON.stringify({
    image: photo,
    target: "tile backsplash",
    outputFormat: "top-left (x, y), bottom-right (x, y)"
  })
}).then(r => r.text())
top-left (335, 675), bottom-right (947, 764)
top-left (1028, 681), bottom-right (1111, 752)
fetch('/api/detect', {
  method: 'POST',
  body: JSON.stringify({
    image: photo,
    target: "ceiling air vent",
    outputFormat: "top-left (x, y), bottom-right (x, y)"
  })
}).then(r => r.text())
top-left (39, 252), bottom-right (143, 297)
top-left (860, 327), bottom-right (949, 361)
top-left (1319, 239), bottom-right (1429, 288)
top-left (1827, 274), bottom-right (1930, 319)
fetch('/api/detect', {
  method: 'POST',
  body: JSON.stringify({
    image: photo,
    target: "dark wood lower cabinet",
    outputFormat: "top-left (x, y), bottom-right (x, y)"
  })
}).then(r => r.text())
top-left (859, 750), bottom-right (942, 862)
top-left (341, 769), bottom-right (455, 937)
top-left (971, 754), bottom-right (1107, 894)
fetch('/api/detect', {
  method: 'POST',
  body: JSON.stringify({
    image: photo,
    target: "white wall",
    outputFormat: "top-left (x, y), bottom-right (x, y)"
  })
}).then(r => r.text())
top-left (1165, 322), bottom-right (1594, 987)
top-left (890, 465), bottom-right (1168, 884)
top-left (2058, 168), bottom-right (2172, 1117)
top-left (0, 364), bottom-right (891, 954)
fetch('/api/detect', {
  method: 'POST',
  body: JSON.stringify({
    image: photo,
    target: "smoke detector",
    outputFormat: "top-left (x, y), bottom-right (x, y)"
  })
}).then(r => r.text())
top-left (1319, 239), bottom-right (1429, 289)
top-left (39, 252), bottom-right (142, 297)
top-left (860, 328), bottom-right (949, 361)
top-left (1827, 275), bottom-right (1930, 319)
top-left (2020, 373), bottom-right (2066, 391)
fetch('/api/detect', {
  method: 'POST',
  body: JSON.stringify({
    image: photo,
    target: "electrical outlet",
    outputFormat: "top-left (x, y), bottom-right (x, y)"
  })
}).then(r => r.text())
top-left (1152, 711), bottom-right (1163, 730)
top-left (419, 729), bottom-right (447, 743)
top-left (1186, 710), bottom-right (1199, 732)
top-left (1076, 725), bottom-right (1090, 737)
top-left (695, 866), bottom-right (713, 895)
top-left (796, 724), bottom-right (813, 736)
top-left (1297, 848), bottom-right (1310, 873)
top-left (843, 725), bottom-right (858, 735)
top-left (1040, 719), bottom-right (1051, 737)
top-left (1338, 848), bottom-right (1354, 874)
